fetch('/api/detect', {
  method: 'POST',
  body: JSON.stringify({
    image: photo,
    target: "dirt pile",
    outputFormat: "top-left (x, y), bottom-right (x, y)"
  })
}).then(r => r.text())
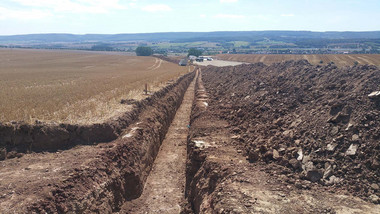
top-left (201, 61), bottom-right (380, 202)
top-left (154, 55), bottom-right (181, 64)
top-left (184, 68), bottom-right (379, 213)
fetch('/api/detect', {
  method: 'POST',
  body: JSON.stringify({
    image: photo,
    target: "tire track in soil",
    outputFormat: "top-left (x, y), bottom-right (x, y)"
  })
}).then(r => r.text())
top-left (119, 70), bottom-right (198, 213)
top-left (151, 59), bottom-right (163, 70)
top-left (147, 58), bottom-right (159, 70)
top-left (148, 59), bottom-right (163, 70)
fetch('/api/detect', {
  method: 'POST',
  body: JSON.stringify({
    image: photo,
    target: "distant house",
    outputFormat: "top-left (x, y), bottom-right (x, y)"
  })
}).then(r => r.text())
top-left (179, 58), bottom-right (188, 66)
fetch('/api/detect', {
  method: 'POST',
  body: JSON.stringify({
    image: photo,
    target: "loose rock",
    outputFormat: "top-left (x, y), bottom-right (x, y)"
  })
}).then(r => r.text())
top-left (345, 144), bottom-right (358, 156)
top-left (324, 175), bottom-right (341, 186)
top-left (248, 150), bottom-right (260, 162)
top-left (351, 134), bottom-right (359, 142)
top-left (306, 170), bottom-right (323, 182)
top-left (369, 194), bottom-right (379, 204)
top-left (326, 143), bottom-right (337, 152)
top-left (297, 149), bottom-right (303, 161)
top-left (289, 159), bottom-right (302, 170)
top-left (371, 159), bottom-right (380, 170)
top-left (345, 123), bottom-right (353, 131)
top-left (370, 183), bottom-right (379, 190)
top-left (368, 91), bottom-right (380, 99)
top-left (273, 149), bottom-right (280, 160)
top-left (330, 126), bottom-right (339, 135)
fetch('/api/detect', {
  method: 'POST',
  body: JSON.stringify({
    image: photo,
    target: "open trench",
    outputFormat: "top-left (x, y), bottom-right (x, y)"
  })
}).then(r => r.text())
top-left (119, 70), bottom-right (198, 213)
top-left (0, 69), bottom-right (196, 213)
top-left (117, 64), bottom-right (379, 213)
top-left (2, 63), bottom-right (378, 213)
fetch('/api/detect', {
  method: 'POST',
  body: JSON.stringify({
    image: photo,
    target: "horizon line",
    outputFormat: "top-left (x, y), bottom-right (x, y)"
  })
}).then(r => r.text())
top-left (1, 30), bottom-right (380, 36)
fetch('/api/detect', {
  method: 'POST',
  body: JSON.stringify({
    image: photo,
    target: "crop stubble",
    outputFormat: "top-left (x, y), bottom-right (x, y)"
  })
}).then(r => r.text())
top-left (0, 49), bottom-right (188, 124)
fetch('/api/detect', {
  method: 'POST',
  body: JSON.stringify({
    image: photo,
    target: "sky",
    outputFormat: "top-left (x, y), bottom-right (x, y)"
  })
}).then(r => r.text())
top-left (0, 0), bottom-right (379, 35)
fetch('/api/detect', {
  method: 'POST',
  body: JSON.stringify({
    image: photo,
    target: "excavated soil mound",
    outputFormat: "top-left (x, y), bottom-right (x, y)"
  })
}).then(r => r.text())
top-left (201, 61), bottom-right (380, 203)
top-left (154, 55), bottom-right (181, 64)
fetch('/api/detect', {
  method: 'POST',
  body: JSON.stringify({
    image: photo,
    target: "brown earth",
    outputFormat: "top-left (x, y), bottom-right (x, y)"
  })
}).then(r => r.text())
top-left (0, 71), bottom-right (195, 213)
top-left (154, 55), bottom-right (181, 64)
top-left (1, 56), bottom-right (380, 213)
top-left (184, 62), bottom-right (380, 212)
top-left (217, 54), bottom-right (380, 67)
top-left (0, 72), bottom-right (195, 160)
top-left (119, 69), bottom-right (197, 213)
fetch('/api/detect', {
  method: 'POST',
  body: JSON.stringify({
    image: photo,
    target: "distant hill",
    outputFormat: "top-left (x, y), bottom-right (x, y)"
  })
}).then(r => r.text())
top-left (1, 31), bottom-right (380, 43)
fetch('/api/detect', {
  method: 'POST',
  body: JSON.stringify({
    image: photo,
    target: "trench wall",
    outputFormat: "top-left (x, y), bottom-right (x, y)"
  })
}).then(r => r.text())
top-left (0, 72), bottom-right (194, 160)
top-left (185, 70), bottom-right (233, 213)
top-left (28, 71), bottom-right (195, 213)
top-left (186, 71), bottom-right (212, 213)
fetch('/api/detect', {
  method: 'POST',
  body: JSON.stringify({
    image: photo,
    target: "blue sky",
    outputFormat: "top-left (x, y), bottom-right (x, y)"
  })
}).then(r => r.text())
top-left (0, 0), bottom-right (379, 35)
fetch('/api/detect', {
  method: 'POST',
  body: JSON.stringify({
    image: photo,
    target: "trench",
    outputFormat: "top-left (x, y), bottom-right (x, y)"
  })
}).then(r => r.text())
top-left (0, 70), bottom-right (197, 213)
top-left (0, 72), bottom-right (193, 159)
top-left (119, 69), bottom-right (198, 213)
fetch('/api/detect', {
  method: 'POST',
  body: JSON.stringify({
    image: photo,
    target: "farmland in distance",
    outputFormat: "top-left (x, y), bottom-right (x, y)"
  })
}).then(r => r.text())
top-left (217, 54), bottom-right (380, 67)
top-left (0, 48), bottom-right (189, 124)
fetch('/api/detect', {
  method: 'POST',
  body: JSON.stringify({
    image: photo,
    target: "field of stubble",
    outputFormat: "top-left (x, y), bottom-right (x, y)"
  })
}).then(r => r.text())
top-left (0, 49), bottom-right (189, 124)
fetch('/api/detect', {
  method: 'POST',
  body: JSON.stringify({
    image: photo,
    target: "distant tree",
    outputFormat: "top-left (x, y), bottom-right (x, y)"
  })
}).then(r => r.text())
top-left (91, 44), bottom-right (114, 51)
top-left (354, 61), bottom-right (359, 66)
top-left (136, 46), bottom-right (153, 56)
top-left (319, 60), bottom-right (323, 64)
top-left (187, 48), bottom-right (203, 57)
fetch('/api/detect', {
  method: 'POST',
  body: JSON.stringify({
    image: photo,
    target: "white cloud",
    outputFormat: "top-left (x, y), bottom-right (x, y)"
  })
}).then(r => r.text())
top-left (281, 14), bottom-right (295, 17)
top-left (200, 14), bottom-right (207, 18)
top-left (10, 0), bottom-right (127, 14)
top-left (0, 6), bottom-right (52, 20)
top-left (213, 14), bottom-right (245, 19)
top-left (220, 0), bottom-right (238, 3)
top-left (142, 4), bottom-right (172, 12)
